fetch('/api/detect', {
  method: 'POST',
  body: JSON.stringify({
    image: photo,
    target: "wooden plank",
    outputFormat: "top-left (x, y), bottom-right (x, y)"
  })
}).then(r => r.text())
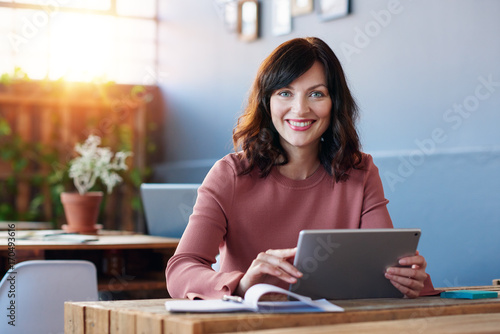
top-left (67, 293), bottom-right (500, 334)
top-left (98, 278), bottom-right (166, 292)
top-left (121, 185), bottom-right (134, 232)
top-left (85, 304), bottom-right (111, 334)
top-left (0, 93), bottom-right (121, 108)
top-left (111, 309), bottom-right (137, 334)
top-left (40, 106), bottom-right (54, 219)
top-left (231, 313), bottom-right (500, 334)
top-left (442, 285), bottom-right (500, 292)
top-left (15, 104), bottom-right (31, 213)
top-left (160, 296), bottom-right (500, 333)
top-left (136, 312), bottom-right (164, 334)
top-left (0, 222), bottom-right (52, 230)
top-left (0, 231), bottom-right (180, 250)
top-left (164, 317), bottom-right (202, 334)
top-left (134, 103), bottom-right (147, 171)
top-left (65, 302), bottom-right (85, 334)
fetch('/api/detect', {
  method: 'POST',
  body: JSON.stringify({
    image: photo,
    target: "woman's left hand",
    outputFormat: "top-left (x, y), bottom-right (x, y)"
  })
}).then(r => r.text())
top-left (385, 250), bottom-right (428, 298)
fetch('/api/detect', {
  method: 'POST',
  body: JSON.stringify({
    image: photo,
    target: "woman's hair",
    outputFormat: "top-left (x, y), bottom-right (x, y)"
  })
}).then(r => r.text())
top-left (232, 37), bottom-right (362, 182)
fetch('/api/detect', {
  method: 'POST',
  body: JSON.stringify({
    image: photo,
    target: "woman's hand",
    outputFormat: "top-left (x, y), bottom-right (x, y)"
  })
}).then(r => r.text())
top-left (235, 248), bottom-right (302, 296)
top-left (385, 250), bottom-right (428, 298)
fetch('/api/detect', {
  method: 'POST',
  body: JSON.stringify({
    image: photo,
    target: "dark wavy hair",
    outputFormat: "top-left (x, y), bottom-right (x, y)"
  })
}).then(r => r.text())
top-left (233, 37), bottom-right (362, 182)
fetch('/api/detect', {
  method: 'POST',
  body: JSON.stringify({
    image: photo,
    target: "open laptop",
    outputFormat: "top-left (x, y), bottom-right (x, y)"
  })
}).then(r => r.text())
top-left (140, 183), bottom-right (200, 238)
top-left (290, 228), bottom-right (421, 300)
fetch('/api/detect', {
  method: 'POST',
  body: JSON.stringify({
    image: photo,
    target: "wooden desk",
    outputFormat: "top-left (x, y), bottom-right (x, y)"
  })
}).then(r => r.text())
top-left (65, 286), bottom-right (500, 334)
top-left (233, 313), bottom-right (500, 334)
top-left (0, 221), bottom-right (53, 230)
top-left (0, 230), bottom-right (179, 297)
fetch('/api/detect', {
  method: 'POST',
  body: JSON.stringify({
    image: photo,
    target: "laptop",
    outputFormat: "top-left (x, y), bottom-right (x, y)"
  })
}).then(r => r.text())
top-left (140, 183), bottom-right (200, 238)
top-left (290, 228), bottom-right (421, 300)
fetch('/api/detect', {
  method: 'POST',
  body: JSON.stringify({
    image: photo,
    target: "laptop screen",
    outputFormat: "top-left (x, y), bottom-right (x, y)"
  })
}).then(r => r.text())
top-left (140, 183), bottom-right (200, 238)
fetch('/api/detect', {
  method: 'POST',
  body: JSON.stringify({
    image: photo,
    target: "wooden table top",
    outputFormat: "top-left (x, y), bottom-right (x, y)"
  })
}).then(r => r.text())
top-left (65, 286), bottom-right (500, 334)
top-left (234, 313), bottom-right (500, 334)
top-left (0, 230), bottom-right (180, 250)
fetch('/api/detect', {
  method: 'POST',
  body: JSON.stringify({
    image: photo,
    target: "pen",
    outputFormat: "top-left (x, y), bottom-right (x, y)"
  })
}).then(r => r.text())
top-left (222, 295), bottom-right (243, 303)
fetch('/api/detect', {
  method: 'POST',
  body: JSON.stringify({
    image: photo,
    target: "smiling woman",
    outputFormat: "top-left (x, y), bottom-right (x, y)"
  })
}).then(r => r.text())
top-left (166, 37), bottom-right (436, 301)
top-left (0, 0), bottom-right (158, 84)
top-left (269, 62), bottom-right (332, 163)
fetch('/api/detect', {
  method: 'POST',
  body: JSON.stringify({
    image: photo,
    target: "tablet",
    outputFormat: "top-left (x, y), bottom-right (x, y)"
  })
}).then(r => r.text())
top-left (290, 228), bottom-right (421, 300)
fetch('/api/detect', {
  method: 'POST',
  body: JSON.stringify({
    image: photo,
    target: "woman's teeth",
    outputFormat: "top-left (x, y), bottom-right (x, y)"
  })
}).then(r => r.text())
top-left (289, 121), bottom-right (312, 127)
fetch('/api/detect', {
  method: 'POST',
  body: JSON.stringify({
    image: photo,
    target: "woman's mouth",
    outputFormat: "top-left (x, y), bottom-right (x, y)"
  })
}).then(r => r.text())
top-left (287, 120), bottom-right (315, 131)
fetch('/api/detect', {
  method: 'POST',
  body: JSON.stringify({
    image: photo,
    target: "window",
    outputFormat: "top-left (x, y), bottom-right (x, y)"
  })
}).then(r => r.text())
top-left (0, 0), bottom-right (158, 84)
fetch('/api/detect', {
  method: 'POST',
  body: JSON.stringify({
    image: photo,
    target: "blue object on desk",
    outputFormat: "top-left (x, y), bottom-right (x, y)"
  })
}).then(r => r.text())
top-left (440, 290), bottom-right (498, 299)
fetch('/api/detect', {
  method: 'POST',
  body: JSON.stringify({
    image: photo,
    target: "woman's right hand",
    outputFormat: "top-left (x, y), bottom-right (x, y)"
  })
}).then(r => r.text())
top-left (235, 248), bottom-right (303, 296)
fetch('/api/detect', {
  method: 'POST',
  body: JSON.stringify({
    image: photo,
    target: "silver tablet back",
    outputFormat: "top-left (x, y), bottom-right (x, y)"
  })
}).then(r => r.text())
top-left (290, 228), bottom-right (421, 300)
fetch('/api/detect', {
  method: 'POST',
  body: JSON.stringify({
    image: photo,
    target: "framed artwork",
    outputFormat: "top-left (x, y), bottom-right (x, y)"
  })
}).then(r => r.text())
top-left (291, 0), bottom-right (314, 16)
top-left (271, 0), bottom-right (292, 36)
top-left (317, 0), bottom-right (350, 21)
top-left (237, 0), bottom-right (259, 42)
top-left (224, 1), bottom-right (238, 32)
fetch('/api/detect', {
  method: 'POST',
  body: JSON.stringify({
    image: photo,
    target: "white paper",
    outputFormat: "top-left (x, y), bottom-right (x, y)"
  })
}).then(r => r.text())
top-left (164, 283), bottom-right (344, 313)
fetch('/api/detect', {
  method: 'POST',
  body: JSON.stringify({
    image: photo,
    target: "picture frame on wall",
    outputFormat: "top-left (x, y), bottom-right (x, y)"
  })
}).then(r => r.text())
top-left (237, 0), bottom-right (259, 42)
top-left (291, 0), bottom-right (314, 16)
top-left (272, 0), bottom-right (292, 36)
top-left (224, 1), bottom-right (238, 32)
top-left (317, 0), bottom-right (350, 21)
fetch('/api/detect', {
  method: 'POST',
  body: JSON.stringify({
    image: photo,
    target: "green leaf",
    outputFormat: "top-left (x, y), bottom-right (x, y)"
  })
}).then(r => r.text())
top-left (0, 203), bottom-right (15, 220)
top-left (29, 194), bottom-right (44, 211)
top-left (131, 197), bottom-right (142, 211)
top-left (130, 85), bottom-right (146, 98)
top-left (0, 119), bottom-right (12, 136)
top-left (13, 158), bottom-right (28, 172)
top-left (129, 168), bottom-right (143, 187)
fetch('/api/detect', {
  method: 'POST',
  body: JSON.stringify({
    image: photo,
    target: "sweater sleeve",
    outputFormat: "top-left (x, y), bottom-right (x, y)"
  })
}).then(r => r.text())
top-left (165, 158), bottom-right (244, 299)
top-left (359, 154), bottom-right (393, 229)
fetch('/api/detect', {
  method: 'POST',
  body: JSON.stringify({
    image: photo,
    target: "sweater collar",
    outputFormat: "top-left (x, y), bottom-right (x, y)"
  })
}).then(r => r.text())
top-left (270, 164), bottom-right (328, 189)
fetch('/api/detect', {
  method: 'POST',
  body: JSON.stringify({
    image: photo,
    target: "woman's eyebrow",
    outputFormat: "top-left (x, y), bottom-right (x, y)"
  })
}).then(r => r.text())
top-left (281, 83), bottom-right (328, 90)
top-left (308, 83), bottom-right (328, 90)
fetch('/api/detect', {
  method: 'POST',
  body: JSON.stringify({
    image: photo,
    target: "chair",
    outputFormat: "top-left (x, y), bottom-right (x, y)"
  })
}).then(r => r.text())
top-left (0, 260), bottom-right (98, 334)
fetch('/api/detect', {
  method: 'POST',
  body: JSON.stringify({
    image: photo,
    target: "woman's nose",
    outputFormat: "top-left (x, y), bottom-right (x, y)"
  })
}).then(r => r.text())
top-left (292, 96), bottom-right (309, 115)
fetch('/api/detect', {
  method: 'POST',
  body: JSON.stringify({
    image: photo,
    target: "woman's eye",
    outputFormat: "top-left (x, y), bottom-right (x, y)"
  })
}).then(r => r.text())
top-left (311, 91), bottom-right (325, 98)
top-left (278, 91), bottom-right (291, 97)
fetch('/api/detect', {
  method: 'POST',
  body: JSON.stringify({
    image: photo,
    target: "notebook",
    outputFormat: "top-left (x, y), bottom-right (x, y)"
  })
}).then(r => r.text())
top-left (164, 283), bottom-right (344, 313)
top-left (290, 228), bottom-right (421, 300)
top-left (140, 183), bottom-right (200, 238)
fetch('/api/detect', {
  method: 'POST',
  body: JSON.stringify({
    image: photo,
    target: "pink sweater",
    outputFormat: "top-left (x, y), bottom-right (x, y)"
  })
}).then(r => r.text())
top-left (166, 153), bottom-right (434, 299)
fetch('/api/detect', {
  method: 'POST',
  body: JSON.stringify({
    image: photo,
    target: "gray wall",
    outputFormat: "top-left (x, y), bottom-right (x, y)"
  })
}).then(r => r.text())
top-left (156, 0), bottom-right (500, 287)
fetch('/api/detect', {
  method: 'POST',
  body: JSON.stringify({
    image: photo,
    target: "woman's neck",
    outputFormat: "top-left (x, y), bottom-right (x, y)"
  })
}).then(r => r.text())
top-left (277, 148), bottom-right (321, 180)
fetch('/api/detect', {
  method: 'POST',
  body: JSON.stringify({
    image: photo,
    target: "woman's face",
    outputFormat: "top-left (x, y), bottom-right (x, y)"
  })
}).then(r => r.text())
top-left (270, 61), bottom-right (332, 155)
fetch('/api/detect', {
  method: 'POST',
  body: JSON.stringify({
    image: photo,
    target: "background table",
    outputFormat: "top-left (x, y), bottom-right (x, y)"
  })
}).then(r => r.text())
top-left (65, 286), bottom-right (500, 334)
top-left (0, 230), bottom-right (179, 298)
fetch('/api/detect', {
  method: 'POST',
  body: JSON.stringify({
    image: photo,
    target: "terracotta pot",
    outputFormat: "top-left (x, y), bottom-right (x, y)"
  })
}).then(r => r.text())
top-left (61, 191), bottom-right (103, 234)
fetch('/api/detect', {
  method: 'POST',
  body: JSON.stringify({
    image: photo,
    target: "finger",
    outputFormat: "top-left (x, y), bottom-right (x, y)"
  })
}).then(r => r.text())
top-left (386, 274), bottom-right (422, 298)
top-left (399, 254), bottom-right (427, 269)
top-left (388, 279), bottom-right (420, 299)
top-left (255, 253), bottom-right (302, 277)
top-left (249, 259), bottom-right (300, 284)
top-left (385, 271), bottom-right (425, 289)
top-left (387, 267), bottom-right (428, 282)
top-left (385, 270), bottom-right (425, 296)
top-left (257, 250), bottom-right (302, 277)
top-left (265, 248), bottom-right (297, 259)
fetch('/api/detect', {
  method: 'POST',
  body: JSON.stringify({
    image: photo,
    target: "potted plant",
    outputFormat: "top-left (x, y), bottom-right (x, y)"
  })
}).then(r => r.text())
top-left (61, 135), bottom-right (132, 234)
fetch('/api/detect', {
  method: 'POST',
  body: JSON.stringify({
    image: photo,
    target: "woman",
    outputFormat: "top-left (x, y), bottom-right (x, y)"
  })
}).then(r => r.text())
top-left (166, 37), bottom-right (433, 300)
